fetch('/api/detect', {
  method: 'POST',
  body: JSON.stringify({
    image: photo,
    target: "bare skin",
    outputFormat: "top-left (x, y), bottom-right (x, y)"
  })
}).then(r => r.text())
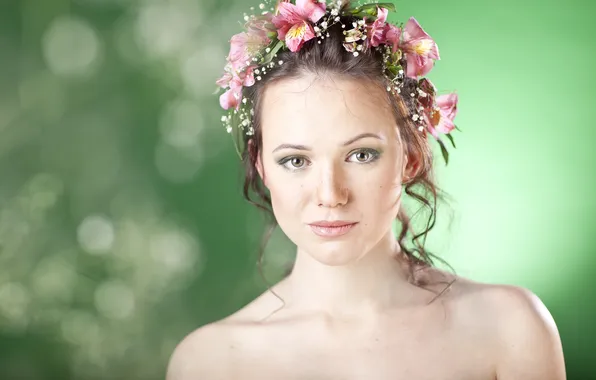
top-left (167, 74), bottom-right (566, 379)
top-left (167, 266), bottom-right (565, 380)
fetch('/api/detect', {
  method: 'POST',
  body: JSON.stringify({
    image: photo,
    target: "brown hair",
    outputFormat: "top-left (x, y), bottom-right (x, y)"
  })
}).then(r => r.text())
top-left (240, 15), bottom-right (455, 301)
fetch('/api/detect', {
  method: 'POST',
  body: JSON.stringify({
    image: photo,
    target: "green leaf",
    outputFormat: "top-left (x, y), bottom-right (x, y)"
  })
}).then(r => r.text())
top-left (437, 139), bottom-right (449, 165)
top-left (260, 39), bottom-right (284, 65)
top-left (387, 65), bottom-right (399, 76)
top-left (445, 133), bottom-right (457, 149)
top-left (347, 2), bottom-right (397, 15)
top-left (454, 124), bottom-right (462, 132)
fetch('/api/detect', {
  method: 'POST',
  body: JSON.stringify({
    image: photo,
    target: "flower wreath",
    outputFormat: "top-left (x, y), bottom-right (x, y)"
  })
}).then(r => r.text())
top-left (216, 0), bottom-right (460, 164)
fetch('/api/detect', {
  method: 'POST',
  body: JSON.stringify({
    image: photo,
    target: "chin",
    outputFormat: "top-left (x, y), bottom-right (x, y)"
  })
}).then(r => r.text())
top-left (307, 243), bottom-right (364, 266)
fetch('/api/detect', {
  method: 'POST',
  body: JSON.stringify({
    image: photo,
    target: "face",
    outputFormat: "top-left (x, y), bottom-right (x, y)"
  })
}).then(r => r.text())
top-left (256, 73), bottom-right (409, 266)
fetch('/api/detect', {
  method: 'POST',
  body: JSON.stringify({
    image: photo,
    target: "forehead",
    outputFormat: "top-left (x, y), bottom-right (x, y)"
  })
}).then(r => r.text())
top-left (260, 74), bottom-right (399, 145)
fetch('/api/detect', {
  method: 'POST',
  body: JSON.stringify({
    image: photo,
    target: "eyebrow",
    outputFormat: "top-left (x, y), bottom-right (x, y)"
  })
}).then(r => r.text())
top-left (272, 132), bottom-right (383, 153)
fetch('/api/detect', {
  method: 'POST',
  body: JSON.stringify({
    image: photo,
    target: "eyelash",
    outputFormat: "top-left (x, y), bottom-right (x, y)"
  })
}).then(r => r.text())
top-left (277, 148), bottom-right (381, 172)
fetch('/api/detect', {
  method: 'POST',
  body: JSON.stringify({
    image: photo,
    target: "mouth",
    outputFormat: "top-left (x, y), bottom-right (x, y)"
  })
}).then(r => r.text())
top-left (308, 221), bottom-right (358, 238)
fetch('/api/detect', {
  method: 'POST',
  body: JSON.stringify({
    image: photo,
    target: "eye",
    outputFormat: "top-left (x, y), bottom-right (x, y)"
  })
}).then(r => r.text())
top-left (348, 148), bottom-right (380, 163)
top-left (279, 156), bottom-right (309, 171)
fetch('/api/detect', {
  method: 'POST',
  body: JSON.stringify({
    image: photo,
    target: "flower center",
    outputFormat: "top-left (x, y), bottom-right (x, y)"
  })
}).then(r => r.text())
top-left (430, 109), bottom-right (441, 126)
top-left (413, 39), bottom-right (434, 56)
top-left (287, 22), bottom-right (308, 39)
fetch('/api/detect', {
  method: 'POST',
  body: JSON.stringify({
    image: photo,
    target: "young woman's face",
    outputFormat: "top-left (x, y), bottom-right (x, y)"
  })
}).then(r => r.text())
top-left (257, 74), bottom-right (408, 266)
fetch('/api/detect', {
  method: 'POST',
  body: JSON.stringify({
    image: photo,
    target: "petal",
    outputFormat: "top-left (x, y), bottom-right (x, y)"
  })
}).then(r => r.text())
top-left (275, 2), bottom-right (306, 24)
top-left (376, 7), bottom-right (388, 23)
top-left (275, 23), bottom-right (292, 40)
top-left (297, 0), bottom-right (327, 23)
top-left (417, 57), bottom-right (435, 76)
top-left (436, 93), bottom-right (458, 120)
top-left (242, 67), bottom-right (256, 87)
top-left (369, 26), bottom-right (386, 47)
top-left (385, 25), bottom-right (401, 52)
top-left (216, 71), bottom-right (232, 88)
top-left (403, 17), bottom-right (431, 42)
top-left (405, 54), bottom-right (435, 78)
top-left (402, 17), bottom-right (440, 60)
top-left (409, 39), bottom-right (439, 59)
top-left (369, 12), bottom-right (389, 47)
top-left (423, 112), bottom-right (440, 139)
top-left (285, 22), bottom-right (315, 52)
top-left (435, 114), bottom-right (455, 134)
top-left (228, 33), bottom-right (251, 70)
top-left (418, 78), bottom-right (437, 96)
top-left (247, 13), bottom-right (276, 34)
top-left (417, 78), bottom-right (437, 108)
top-left (219, 87), bottom-right (242, 110)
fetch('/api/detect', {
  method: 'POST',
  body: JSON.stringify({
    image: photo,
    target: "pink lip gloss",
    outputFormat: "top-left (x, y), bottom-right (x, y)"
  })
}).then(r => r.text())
top-left (309, 223), bottom-right (357, 237)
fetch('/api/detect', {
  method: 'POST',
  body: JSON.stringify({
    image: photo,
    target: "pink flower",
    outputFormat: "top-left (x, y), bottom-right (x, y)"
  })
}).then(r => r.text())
top-left (417, 78), bottom-right (437, 109)
top-left (367, 7), bottom-right (402, 52)
top-left (400, 17), bottom-right (440, 78)
top-left (217, 66), bottom-right (256, 110)
top-left (227, 30), bottom-right (271, 71)
top-left (385, 24), bottom-right (401, 53)
top-left (424, 92), bottom-right (458, 138)
top-left (219, 81), bottom-right (243, 110)
top-left (246, 13), bottom-right (276, 36)
top-left (368, 7), bottom-right (389, 47)
top-left (272, 0), bottom-right (327, 52)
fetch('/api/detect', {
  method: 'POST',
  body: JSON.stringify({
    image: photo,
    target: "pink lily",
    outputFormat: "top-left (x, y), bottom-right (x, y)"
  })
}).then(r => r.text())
top-left (217, 66), bottom-right (256, 110)
top-left (417, 78), bottom-right (437, 109)
top-left (424, 93), bottom-right (458, 138)
top-left (368, 7), bottom-right (389, 47)
top-left (400, 17), bottom-right (440, 78)
top-left (246, 13), bottom-right (276, 36)
top-left (384, 24), bottom-right (401, 53)
top-left (227, 31), bottom-right (271, 71)
top-left (367, 7), bottom-right (402, 52)
top-left (272, 0), bottom-right (327, 52)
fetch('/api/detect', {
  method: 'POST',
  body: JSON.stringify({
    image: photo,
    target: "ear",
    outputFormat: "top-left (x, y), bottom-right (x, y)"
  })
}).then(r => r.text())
top-left (402, 151), bottom-right (422, 184)
top-left (249, 139), bottom-right (266, 186)
top-left (256, 154), bottom-right (265, 185)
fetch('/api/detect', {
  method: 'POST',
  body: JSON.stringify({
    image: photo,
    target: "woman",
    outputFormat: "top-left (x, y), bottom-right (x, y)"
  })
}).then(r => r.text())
top-left (167, 1), bottom-right (566, 379)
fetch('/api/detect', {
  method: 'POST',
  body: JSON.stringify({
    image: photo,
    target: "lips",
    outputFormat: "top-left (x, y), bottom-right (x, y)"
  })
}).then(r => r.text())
top-left (308, 221), bottom-right (358, 238)
top-left (308, 220), bottom-right (356, 227)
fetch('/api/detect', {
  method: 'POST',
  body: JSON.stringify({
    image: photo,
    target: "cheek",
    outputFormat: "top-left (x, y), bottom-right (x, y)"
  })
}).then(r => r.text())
top-left (353, 167), bottom-right (402, 210)
top-left (267, 173), bottom-right (305, 215)
top-left (365, 181), bottom-right (401, 207)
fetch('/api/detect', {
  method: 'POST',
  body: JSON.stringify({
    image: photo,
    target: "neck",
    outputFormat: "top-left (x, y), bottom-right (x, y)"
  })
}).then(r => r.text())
top-left (283, 230), bottom-right (414, 319)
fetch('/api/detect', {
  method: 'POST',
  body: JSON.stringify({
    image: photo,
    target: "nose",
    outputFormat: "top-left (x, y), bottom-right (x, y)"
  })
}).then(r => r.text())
top-left (315, 163), bottom-right (349, 208)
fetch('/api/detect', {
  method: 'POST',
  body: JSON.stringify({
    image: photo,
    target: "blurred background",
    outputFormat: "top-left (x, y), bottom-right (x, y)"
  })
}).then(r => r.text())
top-left (0, 0), bottom-right (595, 379)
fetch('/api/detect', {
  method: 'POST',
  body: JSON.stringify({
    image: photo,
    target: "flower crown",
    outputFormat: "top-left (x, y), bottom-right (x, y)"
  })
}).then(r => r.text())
top-left (216, 0), bottom-right (459, 164)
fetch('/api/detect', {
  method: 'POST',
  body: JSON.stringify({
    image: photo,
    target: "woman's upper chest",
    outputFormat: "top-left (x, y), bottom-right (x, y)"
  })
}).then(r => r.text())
top-left (227, 308), bottom-right (496, 380)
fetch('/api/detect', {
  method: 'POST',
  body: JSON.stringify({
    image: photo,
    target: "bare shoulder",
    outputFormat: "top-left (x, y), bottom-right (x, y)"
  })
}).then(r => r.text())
top-left (165, 287), bottom-right (283, 380)
top-left (448, 275), bottom-right (561, 334)
top-left (166, 321), bottom-right (238, 380)
top-left (422, 268), bottom-right (559, 323)
top-left (476, 282), bottom-right (565, 379)
top-left (432, 271), bottom-right (566, 380)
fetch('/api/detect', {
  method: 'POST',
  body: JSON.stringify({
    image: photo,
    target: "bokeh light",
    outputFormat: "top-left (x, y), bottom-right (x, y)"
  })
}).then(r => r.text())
top-left (42, 16), bottom-right (103, 78)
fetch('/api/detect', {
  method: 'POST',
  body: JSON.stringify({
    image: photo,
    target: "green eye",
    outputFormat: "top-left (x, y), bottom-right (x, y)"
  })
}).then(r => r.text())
top-left (278, 156), bottom-right (309, 171)
top-left (354, 151), bottom-right (371, 162)
top-left (349, 148), bottom-right (380, 163)
top-left (288, 157), bottom-right (306, 168)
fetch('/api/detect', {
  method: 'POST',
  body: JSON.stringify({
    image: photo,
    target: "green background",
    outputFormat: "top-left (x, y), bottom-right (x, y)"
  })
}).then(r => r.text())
top-left (0, 0), bottom-right (594, 378)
